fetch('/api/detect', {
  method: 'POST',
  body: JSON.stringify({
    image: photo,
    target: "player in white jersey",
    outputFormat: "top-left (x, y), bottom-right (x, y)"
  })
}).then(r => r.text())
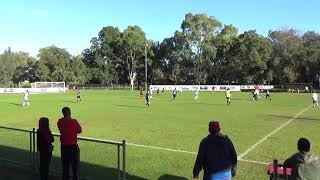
top-left (194, 88), bottom-right (199, 100)
top-left (312, 92), bottom-right (319, 107)
top-left (23, 90), bottom-right (30, 107)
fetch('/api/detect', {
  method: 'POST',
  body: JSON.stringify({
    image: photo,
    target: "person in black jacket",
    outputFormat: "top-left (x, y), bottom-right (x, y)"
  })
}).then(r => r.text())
top-left (37, 117), bottom-right (54, 180)
top-left (193, 121), bottom-right (237, 180)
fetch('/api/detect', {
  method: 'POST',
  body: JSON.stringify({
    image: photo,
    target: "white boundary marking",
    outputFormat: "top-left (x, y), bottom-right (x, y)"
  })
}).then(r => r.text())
top-left (127, 142), bottom-right (268, 165)
top-left (238, 105), bottom-right (312, 159)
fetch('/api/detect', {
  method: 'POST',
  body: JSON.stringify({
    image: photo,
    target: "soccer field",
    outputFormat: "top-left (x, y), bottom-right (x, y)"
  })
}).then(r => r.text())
top-left (0, 90), bottom-right (320, 179)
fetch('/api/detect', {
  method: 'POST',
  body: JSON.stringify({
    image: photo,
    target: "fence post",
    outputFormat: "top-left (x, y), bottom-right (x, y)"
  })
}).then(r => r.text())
top-left (32, 128), bottom-right (36, 171)
top-left (122, 140), bottom-right (126, 180)
top-left (117, 144), bottom-right (120, 180)
top-left (29, 131), bottom-right (32, 169)
top-left (273, 159), bottom-right (278, 180)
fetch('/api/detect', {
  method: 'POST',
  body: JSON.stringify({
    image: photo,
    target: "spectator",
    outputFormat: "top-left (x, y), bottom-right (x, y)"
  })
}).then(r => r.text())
top-left (58, 107), bottom-right (82, 180)
top-left (37, 117), bottom-right (54, 180)
top-left (193, 121), bottom-right (237, 180)
top-left (284, 138), bottom-right (319, 180)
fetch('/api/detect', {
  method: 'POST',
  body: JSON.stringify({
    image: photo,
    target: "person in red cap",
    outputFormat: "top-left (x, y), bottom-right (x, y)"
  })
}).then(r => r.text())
top-left (193, 121), bottom-right (237, 180)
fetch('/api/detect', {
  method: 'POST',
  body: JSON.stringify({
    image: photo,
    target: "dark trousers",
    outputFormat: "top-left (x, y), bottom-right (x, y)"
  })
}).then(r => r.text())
top-left (39, 151), bottom-right (52, 180)
top-left (61, 144), bottom-right (80, 180)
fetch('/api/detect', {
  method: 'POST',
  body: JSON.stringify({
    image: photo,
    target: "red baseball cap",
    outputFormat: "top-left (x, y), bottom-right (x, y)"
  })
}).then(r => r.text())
top-left (209, 121), bottom-right (220, 133)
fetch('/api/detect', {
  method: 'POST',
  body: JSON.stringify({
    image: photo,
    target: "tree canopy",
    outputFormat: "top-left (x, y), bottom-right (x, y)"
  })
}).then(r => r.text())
top-left (1, 13), bottom-right (320, 88)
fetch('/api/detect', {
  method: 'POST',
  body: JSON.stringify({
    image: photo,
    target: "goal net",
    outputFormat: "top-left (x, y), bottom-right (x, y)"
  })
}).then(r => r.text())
top-left (31, 82), bottom-right (66, 93)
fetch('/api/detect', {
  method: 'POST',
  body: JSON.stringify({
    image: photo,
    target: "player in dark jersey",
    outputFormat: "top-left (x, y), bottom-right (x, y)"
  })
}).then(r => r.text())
top-left (265, 90), bottom-right (271, 101)
top-left (162, 87), bottom-right (165, 94)
top-left (157, 88), bottom-right (160, 95)
top-left (145, 91), bottom-right (150, 107)
top-left (172, 88), bottom-right (177, 101)
top-left (140, 87), bottom-right (144, 98)
top-left (76, 90), bottom-right (81, 102)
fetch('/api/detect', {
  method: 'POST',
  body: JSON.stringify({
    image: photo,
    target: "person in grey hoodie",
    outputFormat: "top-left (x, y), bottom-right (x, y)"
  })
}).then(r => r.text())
top-left (284, 138), bottom-right (319, 180)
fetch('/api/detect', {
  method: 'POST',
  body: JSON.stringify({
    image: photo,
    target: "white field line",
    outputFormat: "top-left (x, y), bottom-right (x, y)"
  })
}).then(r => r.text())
top-left (238, 105), bottom-right (312, 159)
top-left (127, 142), bottom-right (268, 165)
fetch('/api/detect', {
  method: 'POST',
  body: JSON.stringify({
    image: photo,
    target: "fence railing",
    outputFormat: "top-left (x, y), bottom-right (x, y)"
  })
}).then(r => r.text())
top-left (0, 126), bottom-right (126, 180)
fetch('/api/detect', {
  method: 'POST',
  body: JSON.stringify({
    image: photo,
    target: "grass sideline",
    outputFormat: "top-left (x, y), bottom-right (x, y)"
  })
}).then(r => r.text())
top-left (0, 90), bottom-right (320, 179)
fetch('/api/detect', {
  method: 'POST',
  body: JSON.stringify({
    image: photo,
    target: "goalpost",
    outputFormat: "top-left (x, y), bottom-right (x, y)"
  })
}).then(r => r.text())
top-left (31, 82), bottom-right (66, 93)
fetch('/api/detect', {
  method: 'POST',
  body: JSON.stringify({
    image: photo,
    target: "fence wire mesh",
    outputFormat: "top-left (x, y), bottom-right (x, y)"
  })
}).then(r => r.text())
top-left (0, 126), bottom-right (126, 180)
top-left (0, 126), bottom-right (32, 167)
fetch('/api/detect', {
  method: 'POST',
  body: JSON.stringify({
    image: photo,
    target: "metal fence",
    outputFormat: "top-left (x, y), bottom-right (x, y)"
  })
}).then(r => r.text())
top-left (0, 126), bottom-right (126, 180)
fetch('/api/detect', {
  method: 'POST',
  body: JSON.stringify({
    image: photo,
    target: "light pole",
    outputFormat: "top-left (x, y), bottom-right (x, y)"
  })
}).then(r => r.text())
top-left (145, 43), bottom-right (148, 93)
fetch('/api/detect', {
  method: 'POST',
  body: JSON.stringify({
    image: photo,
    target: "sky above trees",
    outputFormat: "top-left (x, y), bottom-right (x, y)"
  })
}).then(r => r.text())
top-left (0, 0), bottom-right (319, 57)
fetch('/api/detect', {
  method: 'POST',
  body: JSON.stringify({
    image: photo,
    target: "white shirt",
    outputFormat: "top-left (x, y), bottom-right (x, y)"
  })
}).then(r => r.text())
top-left (24, 92), bottom-right (29, 100)
top-left (195, 89), bottom-right (199, 95)
top-left (312, 93), bottom-right (318, 101)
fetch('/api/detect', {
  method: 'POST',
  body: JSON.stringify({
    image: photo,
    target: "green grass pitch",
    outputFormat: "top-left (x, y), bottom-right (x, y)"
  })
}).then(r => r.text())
top-left (0, 90), bottom-right (320, 179)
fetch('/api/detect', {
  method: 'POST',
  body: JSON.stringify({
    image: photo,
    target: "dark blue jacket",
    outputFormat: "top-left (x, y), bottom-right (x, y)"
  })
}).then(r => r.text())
top-left (193, 133), bottom-right (237, 179)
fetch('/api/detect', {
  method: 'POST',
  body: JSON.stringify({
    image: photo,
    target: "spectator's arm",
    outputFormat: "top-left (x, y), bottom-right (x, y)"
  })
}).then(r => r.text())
top-left (76, 120), bottom-right (82, 134)
top-left (193, 140), bottom-right (205, 178)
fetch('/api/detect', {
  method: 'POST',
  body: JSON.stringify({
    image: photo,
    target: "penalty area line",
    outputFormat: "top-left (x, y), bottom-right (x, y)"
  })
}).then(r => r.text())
top-left (238, 105), bottom-right (312, 159)
top-left (127, 142), bottom-right (268, 165)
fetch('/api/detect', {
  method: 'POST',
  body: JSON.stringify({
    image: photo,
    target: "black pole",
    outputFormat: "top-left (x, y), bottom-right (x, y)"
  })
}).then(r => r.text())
top-left (117, 145), bottom-right (120, 180)
top-left (123, 140), bottom-right (126, 180)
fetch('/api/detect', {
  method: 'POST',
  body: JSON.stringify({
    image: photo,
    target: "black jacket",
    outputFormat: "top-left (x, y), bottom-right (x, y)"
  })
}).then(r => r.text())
top-left (193, 133), bottom-right (237, 179)
top-left (37, 129), bottom-right (54, 153)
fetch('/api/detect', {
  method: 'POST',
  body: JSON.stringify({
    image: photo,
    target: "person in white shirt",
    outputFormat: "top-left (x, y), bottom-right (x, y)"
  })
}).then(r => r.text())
top-left (194, 88), bottom-right (199, 100)
top-left (23, 90), bottom-right (30, 107)
top-left (312, 92), bottom-right (319, 107)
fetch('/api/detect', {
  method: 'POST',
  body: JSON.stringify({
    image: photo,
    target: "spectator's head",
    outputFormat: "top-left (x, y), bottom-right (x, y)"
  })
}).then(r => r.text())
top-left (209, 121), bottom-right (220, 134)
top-left (297, 138), bottom-right (310, 152)
top-left (38, 117), bottom-right (49, 130)
top-left (62, 107), bottom-right (71, 117)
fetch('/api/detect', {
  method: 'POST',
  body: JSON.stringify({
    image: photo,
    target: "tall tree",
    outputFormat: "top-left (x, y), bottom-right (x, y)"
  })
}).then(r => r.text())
top-left (37, 46), bottom-right (72, 82)
top-left (268, 29), bottom-right (304, 83)
top-left (120, 26), bottom-right (148, 90)
top-left (181, 13), bottom-right (222, 84)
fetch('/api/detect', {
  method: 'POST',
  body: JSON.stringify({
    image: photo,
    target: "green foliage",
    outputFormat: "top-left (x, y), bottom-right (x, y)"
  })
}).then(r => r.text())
top-left (1, 13), bottom-right (320, 86)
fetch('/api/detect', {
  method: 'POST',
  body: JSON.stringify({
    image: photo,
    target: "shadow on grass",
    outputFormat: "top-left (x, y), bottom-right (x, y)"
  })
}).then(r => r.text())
top-left (62, 100), bottom-right (77, 103)
top-left (0, 144), bottom-right (147, 180)
top-left (8, 102), bottom-right (22, 107)
top-left (158, 174), bottom-right (188, 180)
top-left (267, 115), bottom-right (320, 121)
top-left (116, 104), bottom-right (146, 109)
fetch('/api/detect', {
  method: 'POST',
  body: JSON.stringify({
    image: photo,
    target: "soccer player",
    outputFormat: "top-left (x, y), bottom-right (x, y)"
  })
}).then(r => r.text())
top-left (23, 90), bottom-right (30, 107)
top-left (225, 88), bottom-right (231, 105)
top-left (312, 92), bottom-right (319, 107)
top-left (162, 87), bottom-right (165, 94)
top-left (265, 90), bottom-right (271, 101)
top-left (76, 90), bottom-right (81, 102)
top-left (145, 90), bottom-right (150, 108)
top-left (172, 88), bottom-right (177, 101)
top-left (194, 88), bottom-right (199, 100)
top-left (139, 87), bottom-right (144, 98)
top-left (157, 88), bottom-right (160, 95)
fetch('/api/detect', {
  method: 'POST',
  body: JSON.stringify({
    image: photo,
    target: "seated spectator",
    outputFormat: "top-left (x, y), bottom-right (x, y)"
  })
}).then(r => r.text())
top-left (193, 121), bottom-right (237, 180)
top-left (284, 138), bottom-right (319, 180)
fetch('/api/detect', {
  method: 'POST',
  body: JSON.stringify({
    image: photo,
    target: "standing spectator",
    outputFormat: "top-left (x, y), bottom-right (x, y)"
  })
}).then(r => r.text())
top-left (37, 117), bottom-right (54, 180)
top-left (193, 121), bottom-right (237, 180)
top-left (58, 107), bottom-right (82, 180)
top-left (284, 138), bottom-right (319, 180)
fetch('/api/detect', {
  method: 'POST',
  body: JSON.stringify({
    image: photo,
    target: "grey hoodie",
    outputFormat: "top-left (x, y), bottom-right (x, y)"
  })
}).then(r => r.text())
top-left (284, 151), bottom-right (319, 180)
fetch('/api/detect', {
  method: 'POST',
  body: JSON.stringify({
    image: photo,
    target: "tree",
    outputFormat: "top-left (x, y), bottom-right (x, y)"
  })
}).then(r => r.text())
top-left (37, 46), bottom-right (72, 82)
top-left (227, 30), bottom-right (272, 84)
top-left (181, 13), bottom-right (222, 84)
top-left (268, 29), bottom-right (304, 83)
top-left (120, 26), bottom-right (148, 90)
